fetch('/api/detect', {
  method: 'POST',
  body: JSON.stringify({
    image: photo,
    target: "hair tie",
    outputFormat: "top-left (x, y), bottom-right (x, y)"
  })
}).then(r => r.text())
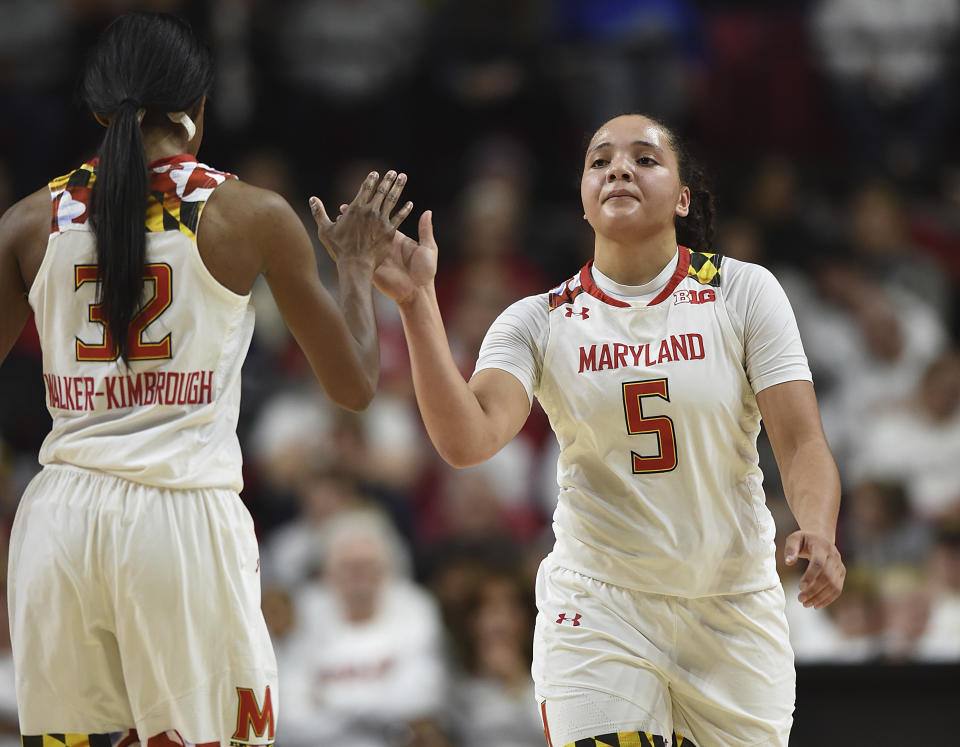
top-left (116, 99), bottom-right (146, 125)
top-left (167, 111), bottom-right (197, 140)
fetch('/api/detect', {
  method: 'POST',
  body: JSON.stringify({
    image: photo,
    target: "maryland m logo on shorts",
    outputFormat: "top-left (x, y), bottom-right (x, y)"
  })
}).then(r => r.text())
top-left (231, 686), bottom-right (275, 747)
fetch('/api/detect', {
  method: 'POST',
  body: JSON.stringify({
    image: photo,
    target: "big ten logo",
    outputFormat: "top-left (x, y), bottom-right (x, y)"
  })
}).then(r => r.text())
top-left (673, 289), bottom-right (716, 305)
top-left (231, 685), bottom-right (274, 746)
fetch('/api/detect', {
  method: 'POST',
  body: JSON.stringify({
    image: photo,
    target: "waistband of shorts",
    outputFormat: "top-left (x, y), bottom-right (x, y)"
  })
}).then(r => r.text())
top-left (38, 463), bottom-right (239, 496)
top-left (543, 554), bottom-right (781, 600)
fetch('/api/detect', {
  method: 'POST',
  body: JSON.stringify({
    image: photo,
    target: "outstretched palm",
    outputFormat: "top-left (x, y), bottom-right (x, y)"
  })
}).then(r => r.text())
top-left (374, 211), bottom-right (439, 304)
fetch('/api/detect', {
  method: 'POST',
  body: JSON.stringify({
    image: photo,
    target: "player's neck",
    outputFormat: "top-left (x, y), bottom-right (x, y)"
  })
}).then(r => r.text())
top-left (142, 127), bottom-right (194, 164)
top-left (592, 232), bottom-right (678, 286)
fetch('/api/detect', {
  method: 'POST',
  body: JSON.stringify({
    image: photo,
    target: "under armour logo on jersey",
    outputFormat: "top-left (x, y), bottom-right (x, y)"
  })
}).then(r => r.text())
top-left (556, 613), bottom-right (582, 626)
top-left (565, 307), bottom-right (590, 319)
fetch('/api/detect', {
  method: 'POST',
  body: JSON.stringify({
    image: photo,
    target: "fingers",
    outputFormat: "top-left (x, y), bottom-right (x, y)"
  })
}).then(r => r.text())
top-left (380, 172), bottom-right (406, 215)
top-left (798, 557), bottom-right (845, 609)
top-left (390, 201), bottom-right (414, 229)
top-left (352, 171), bottom-right (379, 205)
top-left (369, 170), bottom-right (399, 211)
top-left (783, 531), bottom-right (803, 566)
top-left (792, 532), bottom-right (845, 609)
top-left (419, 210), bottom-right (436, 247)
top-left (309, 197), bottom-right (332, 231)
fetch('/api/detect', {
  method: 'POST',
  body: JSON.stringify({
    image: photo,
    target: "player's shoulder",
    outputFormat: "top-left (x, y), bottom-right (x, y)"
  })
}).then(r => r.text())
top-left (200, 177), bottom-right (300, 239)
top-left (713, 254), bottom-right (784, 294)
top-left (546, 266), bottom-right (586, 311)
top-left (0, 187), bottom-right (50, 230)
top-left (0, 187), bottom-right (51, 250)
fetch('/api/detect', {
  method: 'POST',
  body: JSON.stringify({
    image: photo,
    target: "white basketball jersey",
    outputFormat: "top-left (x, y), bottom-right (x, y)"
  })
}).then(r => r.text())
top-left (28, 155), bottom-right (254, 491)
top-left (477, 249), bottom-right (812, 597)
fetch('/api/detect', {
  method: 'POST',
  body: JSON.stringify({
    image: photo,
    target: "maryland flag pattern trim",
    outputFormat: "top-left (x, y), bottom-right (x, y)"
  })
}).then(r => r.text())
top-left (21, 733), bottom-right (131, 747)
top-left (48, 156), bottom-right (234, 241)
top-left (563, 732), bottom-right (697, 747)
top-left (686, 250), bottom-right (722, 287)
top-left (21, 730), bottom-right (221, 746)
top-left (548, 271), bottom-right (586, 311)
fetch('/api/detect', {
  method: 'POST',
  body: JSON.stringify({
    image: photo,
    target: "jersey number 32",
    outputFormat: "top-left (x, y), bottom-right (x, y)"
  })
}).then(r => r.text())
top-left (74, 263), bottom-right (173, 362)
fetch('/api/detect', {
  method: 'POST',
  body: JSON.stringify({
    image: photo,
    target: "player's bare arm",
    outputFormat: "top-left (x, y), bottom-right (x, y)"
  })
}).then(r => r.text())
top-left (375, 211), bottom-right (530, 467)
top-left (0, 188), bottom-right (50, 364)
top-left (757, 379), bottom-right (846, 609)
top-left (200, 171), bottom-right (411, 411)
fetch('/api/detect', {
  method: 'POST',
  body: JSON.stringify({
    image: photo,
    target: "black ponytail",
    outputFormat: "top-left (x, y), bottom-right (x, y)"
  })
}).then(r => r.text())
top-left (92, 100), bottom-right (149, 363)
top-left (80, 12), bottom-right (213, 362)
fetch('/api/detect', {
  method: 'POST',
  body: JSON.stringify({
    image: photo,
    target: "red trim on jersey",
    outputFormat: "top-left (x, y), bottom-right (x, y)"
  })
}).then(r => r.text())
top-left (576, 248), bottom-right (691, 308)
top-left (541, 701), bottom-right (554, 747)
top-left (578, 260), bottom-right (630, 308)
top-left (647, 246), bottom-right (691, 306)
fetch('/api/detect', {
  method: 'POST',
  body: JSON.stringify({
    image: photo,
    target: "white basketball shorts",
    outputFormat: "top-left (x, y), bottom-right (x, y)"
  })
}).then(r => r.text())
top-left (533, 557), bottom-right (794, 747)
top-left (8, 465), bottom-right (278, 745)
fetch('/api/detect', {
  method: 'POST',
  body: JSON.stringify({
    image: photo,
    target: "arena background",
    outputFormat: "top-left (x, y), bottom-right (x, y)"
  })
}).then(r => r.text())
top-left (1, 0), bottom-right (958, 743)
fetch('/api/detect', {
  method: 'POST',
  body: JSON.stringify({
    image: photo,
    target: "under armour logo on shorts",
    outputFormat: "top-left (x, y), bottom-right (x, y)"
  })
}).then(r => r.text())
top-left (556, 612), bottom-right (582, 626)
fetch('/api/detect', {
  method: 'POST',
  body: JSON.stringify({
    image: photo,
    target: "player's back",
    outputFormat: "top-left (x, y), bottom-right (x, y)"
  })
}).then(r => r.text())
top-left (29, 154), bottom-right (254, 490)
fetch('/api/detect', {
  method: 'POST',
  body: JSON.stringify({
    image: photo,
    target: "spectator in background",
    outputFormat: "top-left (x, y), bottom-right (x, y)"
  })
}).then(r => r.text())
top-left (0, 0), bottom-right (74, 195)
top-left (793, 264), bottom-right (947, 472)
top-left (811, 0), bottom-right (960, 185)
top-left (737, 156), bottom-right (823, 270)
top-left (842, 480), bottom-right (932, 570)
top-left (448, 570), bottom-right (544, 747)
top-left (260, 465), bottom-right (366, 589)
top-left (547, 0), bottom-right (703, 128)
top-left (250, 0), bottom-right (424, 197)
top-left (279, 510), bottom-right (447, 747)
top-left (851, 349), bottom-right (960, 521)
top-left (425, 0), bottom-right (550, 152)
top-left (846, 179), bottom-right (950, 317)
top-left (916, 521), bottom-right (960, 661)
top-left (877, 565), bottom-right (933, 661)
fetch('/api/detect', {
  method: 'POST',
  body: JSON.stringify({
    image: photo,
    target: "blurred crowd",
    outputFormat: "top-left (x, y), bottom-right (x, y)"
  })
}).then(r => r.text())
top-left (1, 0), bottom-right (959, 744)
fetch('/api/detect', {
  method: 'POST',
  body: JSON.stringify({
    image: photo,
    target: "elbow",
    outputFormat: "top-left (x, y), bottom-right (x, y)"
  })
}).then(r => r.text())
top-left (330, 380), bottom-right (376, 413)
top-left (435, 439), bottom-right (494, 470)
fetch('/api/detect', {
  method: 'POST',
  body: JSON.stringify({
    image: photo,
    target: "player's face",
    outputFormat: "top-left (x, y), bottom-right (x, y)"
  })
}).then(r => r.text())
top-left (581, 115), bottom-right (689, 242)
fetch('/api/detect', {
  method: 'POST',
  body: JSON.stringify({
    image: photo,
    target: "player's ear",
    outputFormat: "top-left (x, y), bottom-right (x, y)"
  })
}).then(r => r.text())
top-left (675, 185), bottom-right (690, 218)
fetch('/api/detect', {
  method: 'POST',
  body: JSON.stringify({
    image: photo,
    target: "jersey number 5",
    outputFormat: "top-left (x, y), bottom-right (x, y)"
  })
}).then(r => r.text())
top-left (622, 378), bottom-right (678, 474)
top-left (75, 263), bottom-right (173, 362)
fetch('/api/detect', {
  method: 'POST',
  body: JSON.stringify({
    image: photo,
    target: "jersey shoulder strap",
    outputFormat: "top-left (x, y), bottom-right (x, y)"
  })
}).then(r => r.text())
top-left (686, 247), bottom-right (723, 288)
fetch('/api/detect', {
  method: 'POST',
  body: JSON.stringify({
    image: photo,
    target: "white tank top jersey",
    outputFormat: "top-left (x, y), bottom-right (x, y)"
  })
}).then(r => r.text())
top-left (475, 248), bottom-right (812, 597)
top-left (28, 155), bottom-right (254, 491)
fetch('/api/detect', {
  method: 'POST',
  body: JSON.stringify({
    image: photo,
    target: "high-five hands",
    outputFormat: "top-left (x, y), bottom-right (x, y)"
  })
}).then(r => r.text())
top-left (372, 210), bottom-right (439, 306)
top-left (309, 170), bottom-right (413, 268)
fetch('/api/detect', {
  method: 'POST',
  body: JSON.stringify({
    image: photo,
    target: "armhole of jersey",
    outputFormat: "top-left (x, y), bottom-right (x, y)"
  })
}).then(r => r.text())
top-left (186, 174), bottom-right (251, 303)
top-left (29, 177), bottom-right (77, 305)
top-left (713, 257), bottom-right (746, 362)
top-left (27, 234), bottom-right (56, 308)
top-left (534, 293), bottom-right (555, 401)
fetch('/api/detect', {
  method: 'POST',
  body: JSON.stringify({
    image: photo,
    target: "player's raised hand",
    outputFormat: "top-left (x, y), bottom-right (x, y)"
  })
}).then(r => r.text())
top-left (784, 530), bottom-right (846, 609)
top-left (309, 170), bottom-right (413, 269)
top-left (374, 210), bottom-right (439, 305)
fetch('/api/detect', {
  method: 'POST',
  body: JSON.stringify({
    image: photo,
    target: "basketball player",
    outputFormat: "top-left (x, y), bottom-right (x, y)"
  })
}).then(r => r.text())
top-left (0, 12), bottom-right (412, 747)
top-left (374, 114), bottom-right (846, 746)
